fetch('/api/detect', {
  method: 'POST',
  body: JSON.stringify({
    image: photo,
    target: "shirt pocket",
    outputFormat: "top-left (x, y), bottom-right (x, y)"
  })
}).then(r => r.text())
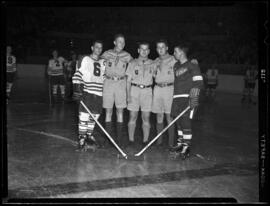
top-left (134, 66), bottom-right (141, 76)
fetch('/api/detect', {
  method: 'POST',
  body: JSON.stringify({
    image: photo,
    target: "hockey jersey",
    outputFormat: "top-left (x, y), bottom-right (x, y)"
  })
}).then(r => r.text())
top-left (206, 69), bottom-right (218, 85)
top-left (48, 57), bottom-right (66, 76)
top-left (101, 49), bottom-right (133, 77)
top-left (154, 54), bottom-right (177, 84)
top-left (173, 60), bottom-right (203, 97)
top-left (6, 55), bottom-right (16, 73)
top-left (72, 56), bottom-right (106, 96)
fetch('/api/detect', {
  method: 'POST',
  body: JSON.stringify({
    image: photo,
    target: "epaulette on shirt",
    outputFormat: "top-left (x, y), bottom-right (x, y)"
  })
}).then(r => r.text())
top-left (106, 49), bottom-right (131, 58)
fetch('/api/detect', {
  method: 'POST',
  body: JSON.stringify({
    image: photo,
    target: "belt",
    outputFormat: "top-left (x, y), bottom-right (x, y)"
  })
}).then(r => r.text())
top-left (106, 75), bottom-right (125, 81)
top-left (156, 82), bottom-right (174, 87)
top-left (131, 83), bottom-right (152, 89)
top-left (173, 94), bottom-right (190, 98)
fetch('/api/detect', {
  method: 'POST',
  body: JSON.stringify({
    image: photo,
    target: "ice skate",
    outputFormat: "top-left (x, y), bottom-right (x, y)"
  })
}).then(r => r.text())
top-left (169, 141), bottom-right (183, 159)
top-left (169, 141), bottom-right (184, 153)
top-left (179, 143), bottom-right (190, 160)
top-left (76, 134), bottom-right (87, 152)
top-left (169, 142), bottom-right (190, 160)
top-left (84, 135), bottom-right (98, 152)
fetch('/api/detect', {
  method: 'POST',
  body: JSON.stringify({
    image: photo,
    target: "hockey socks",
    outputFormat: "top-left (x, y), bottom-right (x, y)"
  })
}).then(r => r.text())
top-left (168, 124), bottom-right (175, 147)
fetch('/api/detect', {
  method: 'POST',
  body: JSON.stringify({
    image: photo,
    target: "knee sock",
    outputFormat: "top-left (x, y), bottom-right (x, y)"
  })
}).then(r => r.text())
top-left (105, 122), bottom-right (114, 144)
top-left (116, 122), bottom-right (127, 147)
top-left (156, 123), bottom-right (164, 145)
top-left (168, 124), bottom-right (175, 147)
top-left (183, 130), bottom-right (192, 147)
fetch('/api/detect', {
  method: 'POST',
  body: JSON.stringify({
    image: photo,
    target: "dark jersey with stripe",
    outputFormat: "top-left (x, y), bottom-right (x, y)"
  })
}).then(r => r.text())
top-left (173, 60), bottom-right (204, 95)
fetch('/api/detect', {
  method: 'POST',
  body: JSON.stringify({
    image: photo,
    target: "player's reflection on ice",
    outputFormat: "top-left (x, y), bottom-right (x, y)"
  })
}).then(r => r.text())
top-left (50, 104), bottom-right (65, 120)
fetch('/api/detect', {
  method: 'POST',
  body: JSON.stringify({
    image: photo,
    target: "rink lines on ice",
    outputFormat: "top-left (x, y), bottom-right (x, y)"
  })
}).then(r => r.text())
top-left (13, 127), bottom-right (77, 146)
top-left (8, 162), bottom-right (257, 198)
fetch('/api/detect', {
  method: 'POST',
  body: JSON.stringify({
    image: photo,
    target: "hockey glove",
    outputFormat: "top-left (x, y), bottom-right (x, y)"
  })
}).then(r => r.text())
top-left (73, 84), bottom-right (83, 101)
top-left (189, 88), bottom-right (200, 109)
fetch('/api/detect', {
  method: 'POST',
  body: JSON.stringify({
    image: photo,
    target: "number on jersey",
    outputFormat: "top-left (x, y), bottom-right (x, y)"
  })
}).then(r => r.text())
top-left (93, 62), bottom-right (101, 76)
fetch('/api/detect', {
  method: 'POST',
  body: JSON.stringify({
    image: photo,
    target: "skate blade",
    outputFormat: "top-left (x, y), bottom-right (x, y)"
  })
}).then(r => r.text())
top-left (117, 154), bottom-right (144, 161)
top-left (127, 155), bottom-right (145, 161)
top-left (117, 154), bottom-right (128, 160)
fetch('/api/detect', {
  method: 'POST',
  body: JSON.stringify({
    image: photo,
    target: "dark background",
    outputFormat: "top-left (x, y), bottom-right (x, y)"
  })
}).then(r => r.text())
top-left (5, 3), bottom-right (258, 71)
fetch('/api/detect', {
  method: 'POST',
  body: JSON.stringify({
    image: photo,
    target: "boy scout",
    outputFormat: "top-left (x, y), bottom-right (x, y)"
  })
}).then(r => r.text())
top-left (152, 40), bottom-right (177, 147)
top-left (126, 42), bottom-right (156, 148)
top-left (101, 34), bottom-right (133, 147)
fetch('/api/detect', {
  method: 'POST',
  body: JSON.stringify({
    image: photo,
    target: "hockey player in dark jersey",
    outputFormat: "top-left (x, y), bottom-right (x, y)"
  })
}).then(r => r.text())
top-left (72, 40), bottom-right (106, 152)
top-left (170, 45), bottom-right (204, 159)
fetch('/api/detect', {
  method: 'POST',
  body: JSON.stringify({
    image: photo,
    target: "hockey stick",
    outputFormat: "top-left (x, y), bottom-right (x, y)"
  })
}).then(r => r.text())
top-left (48, 75), bottom-right (52, 106)
top-left (134, 106), bottom-right (190, 157)
top-left (80, 101), bottom-right (128, 159)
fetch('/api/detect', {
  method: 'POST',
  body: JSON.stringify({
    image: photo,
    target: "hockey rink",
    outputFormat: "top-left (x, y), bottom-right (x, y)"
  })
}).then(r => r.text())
top-left (6, 89), bottom-right (258, 202)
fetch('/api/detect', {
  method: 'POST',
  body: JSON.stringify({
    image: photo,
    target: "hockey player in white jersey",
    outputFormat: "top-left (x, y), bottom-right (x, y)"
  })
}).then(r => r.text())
top-left (47, 49), bottom-right (68, 103)
top-left (72, 40), bottom-right (106, 152)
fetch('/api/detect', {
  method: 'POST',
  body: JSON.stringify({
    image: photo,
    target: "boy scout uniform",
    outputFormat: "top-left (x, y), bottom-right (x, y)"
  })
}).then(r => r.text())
top-left (152, 54), bottom-right (177, 114)
top-left (126, 58), bottom-right (155, 112)
top-left (152, 54), bottom-right (177, 146)
top-left (101, 49), bottom-right (133, 109)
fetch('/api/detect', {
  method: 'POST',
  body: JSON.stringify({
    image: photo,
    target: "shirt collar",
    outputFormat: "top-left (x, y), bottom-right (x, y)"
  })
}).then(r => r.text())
top-left (138, 57), bottom-right (149, 64)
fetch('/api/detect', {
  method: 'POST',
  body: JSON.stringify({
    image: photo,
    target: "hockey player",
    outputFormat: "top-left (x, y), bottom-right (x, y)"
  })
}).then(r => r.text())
top-left (101, 34), bottom-right (133, 147)
top-left (6, 46), bottom-right (17, 104)
top-left (72, 40), bottom-right (106, 151)
top-left (152, 39), bottom-right (177, 147)
top-left (241, 64), bottom-right (258, 105)
top-left (66, 52), bottom-right (77, 100)
top-left (47, 49), bottom-right (68, 103)
top-left (205, 64), bottom-right (218, 98)
top-left (126, 42), bottom-right (156, 148)
top-left (170, 45), bottom-right (203, 159)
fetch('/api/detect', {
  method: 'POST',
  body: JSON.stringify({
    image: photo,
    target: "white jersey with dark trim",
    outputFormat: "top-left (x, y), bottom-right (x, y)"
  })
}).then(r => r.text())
top-left (72, 56), bottom-right (106, 96)
top-left (6, 55), bottom-right (16, 72)
top-left (48, 57), bottom-right (66, 76)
